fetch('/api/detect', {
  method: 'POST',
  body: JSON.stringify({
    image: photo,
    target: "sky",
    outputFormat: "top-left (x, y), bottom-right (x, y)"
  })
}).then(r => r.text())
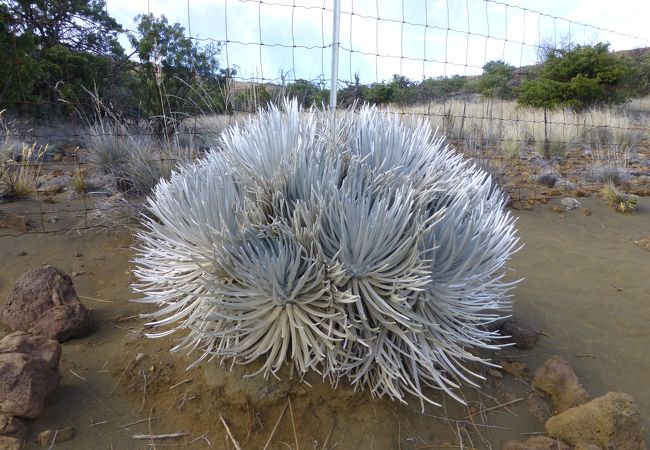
top-left (105, 0), bottom-right (650, 86)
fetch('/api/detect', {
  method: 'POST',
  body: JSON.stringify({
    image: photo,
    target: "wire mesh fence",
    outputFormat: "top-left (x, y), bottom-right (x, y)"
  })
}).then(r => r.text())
top-left (1, 0), bottom-right (649, 237)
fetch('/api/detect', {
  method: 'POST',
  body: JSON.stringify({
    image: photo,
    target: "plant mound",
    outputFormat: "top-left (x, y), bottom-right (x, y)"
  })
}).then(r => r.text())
top-left (133, 101), bottom-right (520, 406)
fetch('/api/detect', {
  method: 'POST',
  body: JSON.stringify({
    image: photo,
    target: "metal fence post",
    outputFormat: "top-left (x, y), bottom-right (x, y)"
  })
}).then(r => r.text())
top-left (329, 0), bottom-right (341, 127)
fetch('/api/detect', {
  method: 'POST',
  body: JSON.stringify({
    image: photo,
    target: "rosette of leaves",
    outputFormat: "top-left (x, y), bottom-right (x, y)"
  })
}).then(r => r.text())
top-left (133, 101), bottom-right (520, 407)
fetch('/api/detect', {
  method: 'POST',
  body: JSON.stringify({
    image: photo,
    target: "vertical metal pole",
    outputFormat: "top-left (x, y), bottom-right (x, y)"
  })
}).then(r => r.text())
top-left (329, 0), bottom-right (341, 127)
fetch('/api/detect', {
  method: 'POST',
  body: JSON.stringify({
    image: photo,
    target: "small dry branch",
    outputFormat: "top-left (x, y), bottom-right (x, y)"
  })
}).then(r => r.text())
top-left (465, 397), bottom-right (524, 419)
top-left (220, 415), bottom-right (241, 450)
top-left (132, 433), bottom-right (190, 440)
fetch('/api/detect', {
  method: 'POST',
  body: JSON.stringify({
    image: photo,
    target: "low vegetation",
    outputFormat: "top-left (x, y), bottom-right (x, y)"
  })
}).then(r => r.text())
top-left (0, 143), bottom-right (46, 200)
top-left (601, 184), bottom-right (638, 213)
top-left (0, 1), bottom-right (648, 212)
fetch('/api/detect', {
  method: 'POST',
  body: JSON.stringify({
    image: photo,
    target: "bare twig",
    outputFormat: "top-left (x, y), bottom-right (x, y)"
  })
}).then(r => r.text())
top-left (132, 433), bottom-right (190, 440)
top-left (243, 396), bottom-right (252, 443)
top-left (90, 420), bottom-right (109, 427)
top-left (145, 432), bottom-right (211, 447)
top-left (415, 444), bottom-right (479, 449)
top-left (79, 294), bottom-right (114, 303)
top-left (465, 397), bottom-right (524, 418)
top-left (119, 417), bottom-right (161, 429)
top-left (262, 401), bottom-right (289, 450)
top-left (139, 369), bottom-right (147, 413)
top-left (69, 369), bottom-right (87, 382)
top-left (390, 409), bottom-right (402, 450)
top-left (220, 415), bottom-right (241, 450)
top-left (169, 378), bottom-right (192, 390)
top-left (47, 429), bottom-right (59, 450)
top-left (320, 412), bottom-right (336, 450)
top-left (288, 396), bottom-right (300, 450)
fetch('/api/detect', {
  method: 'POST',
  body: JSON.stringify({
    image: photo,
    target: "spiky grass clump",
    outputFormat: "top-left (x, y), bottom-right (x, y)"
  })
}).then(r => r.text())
top-left (601, 184), bottom-right (638, 213)
top-left (133, 101), bottom-right (520, 407)
top-left (0, 143), bottom-right (46, 200)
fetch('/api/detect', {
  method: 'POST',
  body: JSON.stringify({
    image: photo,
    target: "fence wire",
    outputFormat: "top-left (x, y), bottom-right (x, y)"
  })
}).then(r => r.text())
top-left (1, 0), bottom-right (649, 237)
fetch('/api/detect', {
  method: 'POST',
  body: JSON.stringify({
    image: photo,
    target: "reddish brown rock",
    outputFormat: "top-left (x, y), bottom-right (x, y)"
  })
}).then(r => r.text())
top-left (501, 318), bottom-right (541, 349)
top-left (502, 436), bottom-right (571, 450)
top-left (0, 214), bottom-right (28, 234)
top-left (0, 353), bottom-right (59, 419)
top-left (0, 332), bottom-right (61, 367)
top-left (500, 358), bottom-right (530, 379)
top-left (636, 238), bottom-right (650, 251)
top-left (1, 266), bottom-right (91, 342)
top-left (0, 333), bottom-right (61, 419)
top-left (0, 435), bottom-right (23, 450)
top-left (0, 414), bottom-right (27, 442)
top-left (533, 356), bottom-right (589, 413)
top-left (546, 392), bottom-right (647, 450)
top-left (35, 426), bottom-right (76, 447)
top-left (527, 392), bottom-right (553, 424)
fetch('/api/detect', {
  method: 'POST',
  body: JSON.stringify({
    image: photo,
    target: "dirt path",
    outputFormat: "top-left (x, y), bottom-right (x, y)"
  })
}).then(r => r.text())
top-left (0, 195), bottom-right (648, 449)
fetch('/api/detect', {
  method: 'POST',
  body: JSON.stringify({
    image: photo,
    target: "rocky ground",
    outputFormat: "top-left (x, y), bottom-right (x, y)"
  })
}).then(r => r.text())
top-left (0, 147), bottom-right (649, 448)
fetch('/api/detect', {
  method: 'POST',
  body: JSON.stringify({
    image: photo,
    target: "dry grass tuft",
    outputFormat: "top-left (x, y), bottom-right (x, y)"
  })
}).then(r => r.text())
top-left (601, 184), bottom-right (638, 213)
top-left (1, 143), bottom-right (47, 200)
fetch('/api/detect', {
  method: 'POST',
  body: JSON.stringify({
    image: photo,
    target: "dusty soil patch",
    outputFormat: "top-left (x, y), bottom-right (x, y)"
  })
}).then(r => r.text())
top-left (0, 196), bottom-right (648, 449)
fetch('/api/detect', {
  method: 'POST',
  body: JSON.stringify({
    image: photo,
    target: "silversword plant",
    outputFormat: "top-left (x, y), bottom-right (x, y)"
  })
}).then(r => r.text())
top-left (133, 101), bottom-right (520, 407)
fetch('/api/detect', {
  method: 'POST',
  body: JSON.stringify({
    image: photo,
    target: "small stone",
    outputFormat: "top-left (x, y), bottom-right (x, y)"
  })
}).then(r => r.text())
top-left (35, 426), bottom-right (76, 447)
top-left (527, 392), bottom-right (552, 424)
top-left (70, 271), bottom-right (86, 277)
top-left (552, 205), bottom-right (563, 213)
top-left (73, 252), bottom-right (82, 258)
top-left (511, 200), bottom-right (533, 211)
top-left (533, 356), bottom-right (589, 413)
top-left (0, 435), bottom-right (23, 450)
top-left (39, 176), bottom-right (70, 195)
top-left (488, 369), bottom-right (503, 379)
top-left (17, 251), bottom-right (27, 257)
top-left (580, 208), bottom-right (591, 216)
top-left (0, 214), bottom-right (28, 233)
top-left (46, 216), bottom-right (60, 224)
top-left (0, 414), bottom-right (27, 445)
top-left (560, 197), bottom-right (581, 210)
top-left (501, 318), bottom-right (541, 349)
top-left (500, 359), bottom-right (530, 379)
top-left (637, 238), bottom-right (650, 251)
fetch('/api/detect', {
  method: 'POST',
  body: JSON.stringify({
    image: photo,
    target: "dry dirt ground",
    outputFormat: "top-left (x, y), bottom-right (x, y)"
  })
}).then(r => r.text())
top-left (0, 195), bottom-right (649, 450)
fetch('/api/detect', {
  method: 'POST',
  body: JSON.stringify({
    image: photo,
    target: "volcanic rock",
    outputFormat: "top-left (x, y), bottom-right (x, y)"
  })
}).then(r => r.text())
top-left (501, 318), bottom-right (541, 349)
top-left (2, 266), bottom-right (91, 342)
top-left (533, 356), bottom-right (589, 413)
top-left (0, 415), bottom-right (27, 449)
top-left (545, 392), bottom-right (646, 450)
top-left (0, 332), bottom-right (61, 419)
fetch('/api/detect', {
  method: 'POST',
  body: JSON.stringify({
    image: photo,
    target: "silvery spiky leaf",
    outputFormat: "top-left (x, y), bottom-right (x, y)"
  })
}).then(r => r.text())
top-left (133, 100), bottom-right (520, 407)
